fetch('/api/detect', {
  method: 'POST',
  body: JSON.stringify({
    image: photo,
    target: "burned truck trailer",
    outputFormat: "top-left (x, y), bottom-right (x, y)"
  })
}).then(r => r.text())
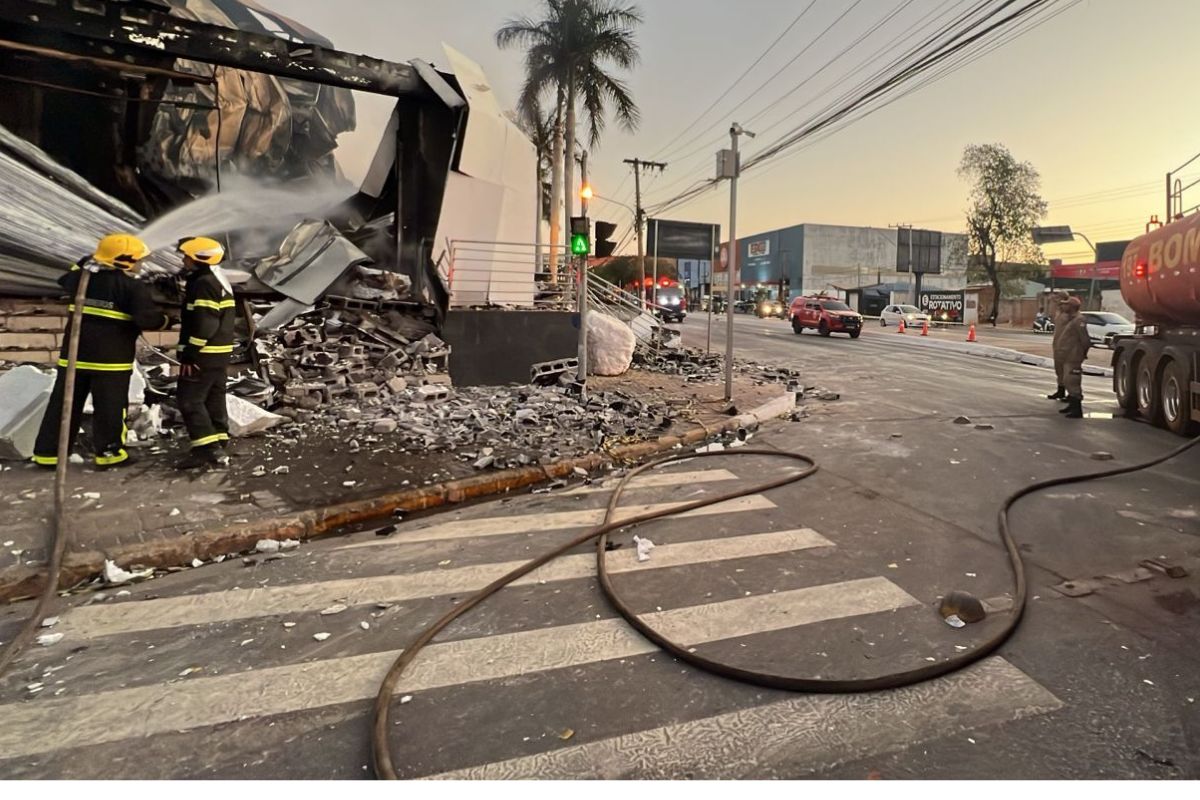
top-left (0, 0), bottom-right (488, 315)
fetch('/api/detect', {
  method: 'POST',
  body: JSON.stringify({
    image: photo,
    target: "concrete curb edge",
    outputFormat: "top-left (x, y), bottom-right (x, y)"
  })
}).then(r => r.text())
top-left (0, 390), bottom-right (797, 602)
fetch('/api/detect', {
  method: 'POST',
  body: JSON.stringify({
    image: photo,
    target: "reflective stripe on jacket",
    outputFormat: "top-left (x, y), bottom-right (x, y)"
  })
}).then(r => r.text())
top-left (57, 267), bottom-right (170, 372)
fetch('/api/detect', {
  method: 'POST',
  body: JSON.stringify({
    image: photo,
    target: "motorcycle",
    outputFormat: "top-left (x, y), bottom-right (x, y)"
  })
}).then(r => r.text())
top-left (1032, 312), bottom-right (1054, 334)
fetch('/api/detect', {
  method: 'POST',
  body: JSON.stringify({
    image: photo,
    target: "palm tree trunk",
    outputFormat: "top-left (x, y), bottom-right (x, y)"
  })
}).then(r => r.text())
top-left (563, 73), bottom-right (577, 262)
top-left (547, 87), bottom-right (565, 282)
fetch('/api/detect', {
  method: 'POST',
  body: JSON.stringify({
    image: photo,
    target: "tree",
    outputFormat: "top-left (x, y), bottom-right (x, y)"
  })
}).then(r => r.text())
top-left (958, 143), bottom-right (1048, 324)
top-left (496, 0), bottom-right (642, 280)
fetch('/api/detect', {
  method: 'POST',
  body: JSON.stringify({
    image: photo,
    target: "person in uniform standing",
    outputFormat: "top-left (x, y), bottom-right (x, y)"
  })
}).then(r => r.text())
top-left (32, 234), bottom-right (171, 468)
top-left (174, 237), bottom-right (236, 470)
top-left (1057, 296), bottom-right (1091, 419)
top-left (1046, 293), bottom-right (1073, 401)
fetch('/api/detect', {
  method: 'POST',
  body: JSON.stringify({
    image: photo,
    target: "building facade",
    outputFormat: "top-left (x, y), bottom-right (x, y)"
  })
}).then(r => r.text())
top-left (709, 223), bottom-right (969, 307)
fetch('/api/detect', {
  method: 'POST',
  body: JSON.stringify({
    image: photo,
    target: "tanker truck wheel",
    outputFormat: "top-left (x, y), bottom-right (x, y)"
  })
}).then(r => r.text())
top-left (1159, 359), bottom-right (1198, 437)
top-left (1114, 349), bottom-right (1137, 411)
top-left (1136, 359), bottom-right (1162, 426)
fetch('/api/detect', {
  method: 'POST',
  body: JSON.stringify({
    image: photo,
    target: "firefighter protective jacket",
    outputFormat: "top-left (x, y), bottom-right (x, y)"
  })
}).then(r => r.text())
top-left (179, 266), bottom-right (236, 367)
top-left (57, 266), bottom-right (170, 372)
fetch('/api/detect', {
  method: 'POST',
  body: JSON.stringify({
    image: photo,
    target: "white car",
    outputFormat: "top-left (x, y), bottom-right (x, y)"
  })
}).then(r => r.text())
top-left (879, 304), bottom-right (931, 328)
top-left (1081, 311), bottom-right (1135, 348)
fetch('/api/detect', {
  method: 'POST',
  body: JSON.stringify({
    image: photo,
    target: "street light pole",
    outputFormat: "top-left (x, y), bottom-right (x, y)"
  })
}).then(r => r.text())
top-left (724, 123), bottom-right (754, 402)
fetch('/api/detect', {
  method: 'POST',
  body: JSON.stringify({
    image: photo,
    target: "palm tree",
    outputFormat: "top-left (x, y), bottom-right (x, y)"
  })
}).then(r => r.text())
top-left (496, 0), bottom-right (642, 280)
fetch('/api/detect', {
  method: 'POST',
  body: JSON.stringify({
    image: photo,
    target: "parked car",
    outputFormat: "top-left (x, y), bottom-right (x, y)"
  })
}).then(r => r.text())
top-left (788, 296), bottom-right (863, 338)
top-left (879, 304), bottom-right (931, 328)
top-left (756, 298), bottom-right (786, 318)
top-left (654, 286), bottom-right (687, 323)
top-left (1081, 311), bottom-right (1134, 348)
top-left (734, 299), bottom-right (756, 314)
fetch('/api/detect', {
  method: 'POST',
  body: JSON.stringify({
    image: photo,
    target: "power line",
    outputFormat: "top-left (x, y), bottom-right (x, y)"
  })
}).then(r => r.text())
top-left (648, 0), bottom-right (819, 161)
top-left (651, 0), bottom-right (1058, 218)
top-left (643, 0), bottom-right (973, 206)
top-left (654, 0), bottom-right (868, 166)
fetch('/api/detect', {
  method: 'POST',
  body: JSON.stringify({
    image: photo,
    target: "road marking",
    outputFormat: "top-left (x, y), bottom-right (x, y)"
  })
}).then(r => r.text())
top-left (584, 468), bottom-right (740, 490)
top-left (338, 494), bottom-right (778, 550)
top-left (429, 657), bottom-right (1061, 779)
top-left (57, 529), bottom-right (834, 638)
top-left (0, 577), bottom-right (917, 759)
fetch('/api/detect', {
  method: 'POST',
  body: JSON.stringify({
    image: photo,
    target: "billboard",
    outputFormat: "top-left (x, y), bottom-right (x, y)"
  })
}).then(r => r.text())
top-left (646, 219), bottom-right (720, 261)
top-left (918, 290), bottom-right (965, 322)
top-left (897, 228), bottom-right (943, 274)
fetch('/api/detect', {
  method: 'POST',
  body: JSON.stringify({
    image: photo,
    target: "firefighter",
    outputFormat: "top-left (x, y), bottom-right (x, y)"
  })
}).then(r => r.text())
top-left (1057, 296), bottom-right (1091, 419)
top-left (174, 236), bottom-right (236, 470)
top-left (32, 234), bottom-right (171, 469)
top-left (1046, 292), bottom-right (1073, 401)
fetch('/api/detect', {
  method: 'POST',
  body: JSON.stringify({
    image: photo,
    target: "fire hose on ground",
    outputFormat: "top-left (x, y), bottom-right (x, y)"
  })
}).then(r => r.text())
top-left (0, 318), bottom-right (1196, 775)
top-left (370, 438), bottom-right (1200, 780)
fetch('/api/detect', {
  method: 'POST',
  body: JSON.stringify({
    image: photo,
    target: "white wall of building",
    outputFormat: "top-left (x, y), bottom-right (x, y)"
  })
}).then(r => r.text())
top-left (435, 45), bottom-right (539, 307)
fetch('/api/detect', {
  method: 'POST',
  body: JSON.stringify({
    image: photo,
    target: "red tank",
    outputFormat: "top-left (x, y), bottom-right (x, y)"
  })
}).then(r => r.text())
top-left (1121, 213), bottom-right (1200, 327)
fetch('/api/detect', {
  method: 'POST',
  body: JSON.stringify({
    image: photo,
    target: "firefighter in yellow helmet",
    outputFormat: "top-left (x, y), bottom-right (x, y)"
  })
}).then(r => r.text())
top-left (175, 236), bottom-right (237, 469)
top-left (32, 234), bottom-right (172, 468)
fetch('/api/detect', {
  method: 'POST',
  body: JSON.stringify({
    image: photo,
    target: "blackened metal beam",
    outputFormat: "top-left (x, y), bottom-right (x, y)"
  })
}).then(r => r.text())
top-left (0, 0), bottom-right (424, 97)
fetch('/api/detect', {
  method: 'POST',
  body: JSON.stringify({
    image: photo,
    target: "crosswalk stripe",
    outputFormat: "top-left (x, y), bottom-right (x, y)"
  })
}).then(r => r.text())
top-left (338, 494), bottom-right (778, 550)
top-left (427, 657), bottom-right (1063, 779)
top-left (0, 576), bottom-right (917, 760)
top-left (565, 468), bottom-right (740, 493)
top-left (57, 529), bottom-right (835, 639)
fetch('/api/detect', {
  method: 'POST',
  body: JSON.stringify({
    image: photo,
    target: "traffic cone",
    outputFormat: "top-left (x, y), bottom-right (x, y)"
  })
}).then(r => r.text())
top-left (966, 323), bottom-right (977, 343)
top-left (921, 319), bottom-right (929, 336)
top-left (897, 319), bottom-right (906, 334)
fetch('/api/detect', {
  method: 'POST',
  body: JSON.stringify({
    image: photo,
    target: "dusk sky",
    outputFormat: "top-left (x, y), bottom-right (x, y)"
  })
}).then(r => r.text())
top-left (272, 0), bottom-right (1200, 262)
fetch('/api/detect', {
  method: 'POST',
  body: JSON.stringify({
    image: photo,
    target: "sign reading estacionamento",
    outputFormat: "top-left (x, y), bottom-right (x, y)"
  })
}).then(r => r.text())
top-left (919, 290), bottom-right (965, 322)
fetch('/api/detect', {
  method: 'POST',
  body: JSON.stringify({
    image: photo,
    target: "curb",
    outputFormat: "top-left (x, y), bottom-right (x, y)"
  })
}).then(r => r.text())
top-left (885, 333), bottom-right (1115, 378)
top-left (0, 391), bottom-right (797, 602)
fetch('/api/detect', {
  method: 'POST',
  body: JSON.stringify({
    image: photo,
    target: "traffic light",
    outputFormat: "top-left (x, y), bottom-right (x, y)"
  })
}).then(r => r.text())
top-left (594, 221), bottom-right (617, 258)
top-left (570, 216), bottom-right (589, 255)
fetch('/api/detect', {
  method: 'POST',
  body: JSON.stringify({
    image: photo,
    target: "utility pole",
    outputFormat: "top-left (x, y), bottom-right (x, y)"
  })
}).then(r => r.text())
top-left (891, 223), bottom-right (914, 303)
top-left (720, 124), bottom-right (754, 402)
top-left (624, 157), bottom-right (667, 307)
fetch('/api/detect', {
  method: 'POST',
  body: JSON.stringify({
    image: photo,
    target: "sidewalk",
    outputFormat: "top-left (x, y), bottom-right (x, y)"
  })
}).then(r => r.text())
top-left (0, 369), bottom-right (797, 599)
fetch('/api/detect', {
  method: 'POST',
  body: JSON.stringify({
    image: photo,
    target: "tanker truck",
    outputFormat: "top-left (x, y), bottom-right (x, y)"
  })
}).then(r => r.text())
top-left (1111, 214), bottom-right (1200, 436)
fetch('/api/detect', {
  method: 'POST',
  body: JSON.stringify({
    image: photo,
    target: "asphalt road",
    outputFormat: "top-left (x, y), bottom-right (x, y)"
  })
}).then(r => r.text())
top-left (0, 315), bottom-right (1196, 779)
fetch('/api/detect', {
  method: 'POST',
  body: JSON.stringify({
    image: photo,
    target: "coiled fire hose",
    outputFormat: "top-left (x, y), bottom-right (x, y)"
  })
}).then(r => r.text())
top-left (371, 437), bottom-right (1200, 779)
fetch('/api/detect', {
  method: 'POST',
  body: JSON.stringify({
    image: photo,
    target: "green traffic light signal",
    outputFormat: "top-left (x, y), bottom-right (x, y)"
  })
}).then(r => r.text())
top-left (571, 233), bottom-right (590, 255)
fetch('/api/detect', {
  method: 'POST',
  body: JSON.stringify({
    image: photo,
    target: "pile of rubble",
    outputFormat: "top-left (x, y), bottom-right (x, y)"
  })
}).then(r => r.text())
top-left (253, 299), bottom-right (449, 422)
top-left (260, 382), bottom-right (688, 471)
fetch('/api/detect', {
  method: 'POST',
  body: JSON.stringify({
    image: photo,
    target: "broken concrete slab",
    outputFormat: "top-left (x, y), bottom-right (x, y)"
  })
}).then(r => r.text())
top-left (226, 395), bottom-right (284, 437)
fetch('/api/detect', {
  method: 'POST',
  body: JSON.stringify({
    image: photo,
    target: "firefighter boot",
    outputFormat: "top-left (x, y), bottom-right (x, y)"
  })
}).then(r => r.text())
top-left (1063, 398), bottom-right (1084, 418)
top-left (1046, 386), bottom-right (1066, 400)
top-left (175, 446), bottom-right (223, 471)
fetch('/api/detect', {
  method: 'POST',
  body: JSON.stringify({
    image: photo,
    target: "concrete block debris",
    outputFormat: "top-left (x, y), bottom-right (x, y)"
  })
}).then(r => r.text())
top-left (531, 358), bottom-right (580, 386)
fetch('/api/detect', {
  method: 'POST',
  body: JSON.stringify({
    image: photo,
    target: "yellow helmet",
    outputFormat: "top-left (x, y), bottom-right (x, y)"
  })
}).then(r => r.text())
top-left (93, 233), bottom-right (150, 270)
top-left (177, 236), bottom-right (225, 265)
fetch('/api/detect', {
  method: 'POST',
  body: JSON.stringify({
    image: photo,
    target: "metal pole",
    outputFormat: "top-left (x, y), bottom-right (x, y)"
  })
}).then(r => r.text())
top-left (578, 151), bottom-right (589, 393)
top-left (907, 226), bottom-right (914, 303)
top-left (725, 127), bottom-right (739, 402)
top-left (652, 222), bottom-right (659, 308)
top-left (707, 225), bottom-right (714, 354)
top-left (632, 161), bottom-right (646, 308)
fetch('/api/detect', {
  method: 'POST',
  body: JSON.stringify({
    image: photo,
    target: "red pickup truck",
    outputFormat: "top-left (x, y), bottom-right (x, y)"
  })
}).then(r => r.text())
top-left (789, 296), bottom-right (863, 339)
